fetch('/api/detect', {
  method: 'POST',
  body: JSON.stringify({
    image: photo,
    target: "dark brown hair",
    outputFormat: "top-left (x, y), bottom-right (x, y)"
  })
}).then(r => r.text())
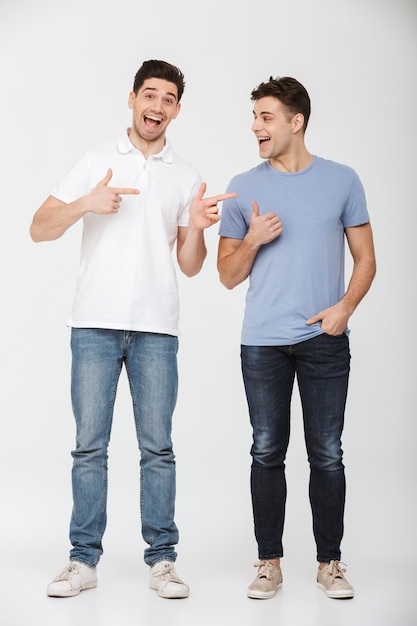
top-left (251, 76), bottom-right (311, 131)
top-left (133, 60), bottom-right (185, 102)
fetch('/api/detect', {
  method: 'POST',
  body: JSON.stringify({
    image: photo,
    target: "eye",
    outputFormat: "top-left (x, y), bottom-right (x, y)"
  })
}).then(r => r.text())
top-left (164, 98), bottom-right (174, 105)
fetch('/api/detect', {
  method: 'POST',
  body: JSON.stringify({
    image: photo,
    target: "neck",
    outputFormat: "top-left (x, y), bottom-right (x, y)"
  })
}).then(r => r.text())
top-left (127, 128), bottom-right (166, 159)
top-left (269, 147), bottom-right (313, 173)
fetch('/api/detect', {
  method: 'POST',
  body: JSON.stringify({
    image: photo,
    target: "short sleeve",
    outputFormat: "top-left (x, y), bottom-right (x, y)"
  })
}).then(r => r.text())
top-left (218, 180), bottom-right (249, 239)
top-left (342, 170), bottom-right (370, 228)
top-left (50, 152), bottom-right (91, 204)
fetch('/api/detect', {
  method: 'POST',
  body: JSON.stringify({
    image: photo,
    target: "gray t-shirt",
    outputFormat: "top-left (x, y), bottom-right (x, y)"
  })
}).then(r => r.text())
top-left (219, 156), bottom-right (370, 346)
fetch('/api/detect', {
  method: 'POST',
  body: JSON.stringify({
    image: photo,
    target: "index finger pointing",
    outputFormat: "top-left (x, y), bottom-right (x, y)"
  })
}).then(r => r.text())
top-left (111, 187), bottom-right (140, 195)
top-left (207, 192), bottom-right (238, 204)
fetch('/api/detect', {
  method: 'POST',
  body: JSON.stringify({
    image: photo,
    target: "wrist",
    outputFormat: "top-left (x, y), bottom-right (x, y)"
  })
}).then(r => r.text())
top-left (338, 296), bottom-right (356, 317)
top-left (77, 195), bottom-right (92, 217)
top-left (187, 219), bottom-right (204, 234)
top-left (244, 231), bottom-right (261, 251)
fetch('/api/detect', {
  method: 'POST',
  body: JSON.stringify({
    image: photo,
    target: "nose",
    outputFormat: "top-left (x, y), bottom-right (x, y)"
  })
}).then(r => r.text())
top-left (153, 97), bottom-right (164, 110)
top-left (251, 118), bottom-right (261, 132)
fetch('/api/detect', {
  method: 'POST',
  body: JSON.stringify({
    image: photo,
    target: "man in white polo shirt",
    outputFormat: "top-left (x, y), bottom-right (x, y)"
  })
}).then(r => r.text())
top-left (30, 59), bottom-right (236, 599)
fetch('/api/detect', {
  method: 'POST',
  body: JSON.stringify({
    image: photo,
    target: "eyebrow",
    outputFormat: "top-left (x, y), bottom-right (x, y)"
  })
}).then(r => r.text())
top-left (253, 109), bottom-right (274, 116)
top-left (143, 87), bottom-right (178, 102)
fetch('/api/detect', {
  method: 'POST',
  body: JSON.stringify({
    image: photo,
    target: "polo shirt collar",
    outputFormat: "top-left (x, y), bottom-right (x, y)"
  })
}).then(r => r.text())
top-left (117, 130), bottom-right (174, 163)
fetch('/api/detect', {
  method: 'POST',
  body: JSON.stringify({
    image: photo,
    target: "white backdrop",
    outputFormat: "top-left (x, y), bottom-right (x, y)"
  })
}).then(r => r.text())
top-left (1, 0), bottom-right (416, 620)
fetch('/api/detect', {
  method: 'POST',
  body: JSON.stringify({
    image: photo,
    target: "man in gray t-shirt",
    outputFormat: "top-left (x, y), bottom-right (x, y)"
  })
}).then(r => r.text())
top-left (218, 76), bottom-right (376, 600)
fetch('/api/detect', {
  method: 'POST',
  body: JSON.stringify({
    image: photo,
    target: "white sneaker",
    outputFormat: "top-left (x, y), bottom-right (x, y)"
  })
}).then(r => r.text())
top-left (149, 560), bottom-right (189, 599)
top-left (47, 561), bottom-right (97, 597)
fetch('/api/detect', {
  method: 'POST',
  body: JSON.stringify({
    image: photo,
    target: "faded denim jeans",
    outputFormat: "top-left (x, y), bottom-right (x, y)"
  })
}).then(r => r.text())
top-left (69, 328), bottom-right (179, 567)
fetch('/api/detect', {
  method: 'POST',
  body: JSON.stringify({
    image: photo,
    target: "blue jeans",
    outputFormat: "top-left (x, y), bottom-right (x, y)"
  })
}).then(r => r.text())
top-left (69, 328), bottom-right (179, 567)
top-left (241, 333), bottom-right (350, 563)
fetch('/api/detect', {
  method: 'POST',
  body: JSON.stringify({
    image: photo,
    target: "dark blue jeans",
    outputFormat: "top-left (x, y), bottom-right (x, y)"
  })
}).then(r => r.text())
top-left (241, 333), bottom-right (350, 563)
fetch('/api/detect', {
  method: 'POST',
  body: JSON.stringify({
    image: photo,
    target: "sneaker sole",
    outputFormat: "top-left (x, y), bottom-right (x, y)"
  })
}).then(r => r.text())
top-left (149, 582), bottom-right (189, 599)
top-left (47, 581), bottom-right (97, 598)
top-left (247, 583), bottom-right (282, 599)
top-left (157, 589), bottom-right (189, 599)
top-left (317, 582), bottom-right (354, 599)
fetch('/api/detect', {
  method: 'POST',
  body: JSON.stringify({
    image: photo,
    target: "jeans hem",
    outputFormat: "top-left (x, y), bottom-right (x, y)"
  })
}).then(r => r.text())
top-left (70, 558), bottom-right (97, 569)
top-left (259, 554), bottom-right (283, 560)
top-left (147, 557), bottom-right (176, 567)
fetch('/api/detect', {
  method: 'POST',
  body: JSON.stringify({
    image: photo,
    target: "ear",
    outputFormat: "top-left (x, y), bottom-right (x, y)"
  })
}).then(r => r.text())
top-left (128, 91), bottom-right (135, 110)
top-left (292, 113), bottom-right (305, 133)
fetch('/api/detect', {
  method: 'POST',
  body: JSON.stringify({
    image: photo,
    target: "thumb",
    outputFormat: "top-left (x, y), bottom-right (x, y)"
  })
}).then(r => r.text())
top-left (251, 199), bottom-right (260, 217)
top-left (98, 168), bottom-right (113, 186)
top-left (196, 182), bottom-right (207, 201)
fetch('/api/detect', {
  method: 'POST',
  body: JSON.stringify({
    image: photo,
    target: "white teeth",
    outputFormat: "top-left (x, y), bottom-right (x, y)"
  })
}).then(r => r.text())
top-left (146, 115), bottom-right (162, 122)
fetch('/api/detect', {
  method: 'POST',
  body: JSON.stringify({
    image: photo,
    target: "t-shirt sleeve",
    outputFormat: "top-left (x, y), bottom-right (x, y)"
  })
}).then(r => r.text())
top-left (50, 152), bottom-right (90, 204)
top-left (342, 169), bottom-right (370, 227)
top-left (218, 181), bottom-right (248, 240)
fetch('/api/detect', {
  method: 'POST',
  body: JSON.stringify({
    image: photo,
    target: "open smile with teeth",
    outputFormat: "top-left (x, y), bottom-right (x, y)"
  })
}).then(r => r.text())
top-left (258, 136), bottom-right (270, 145)
top-left (144, 114), bottom-right (163, 128)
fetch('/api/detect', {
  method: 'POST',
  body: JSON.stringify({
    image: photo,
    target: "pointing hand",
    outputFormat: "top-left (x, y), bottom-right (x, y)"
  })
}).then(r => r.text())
top-left (189, 182), bottom-right (238, 230)
top-left (85, 168), bottom-right (140, 214)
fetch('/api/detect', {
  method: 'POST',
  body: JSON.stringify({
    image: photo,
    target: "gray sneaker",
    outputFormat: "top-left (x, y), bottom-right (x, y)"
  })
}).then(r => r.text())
top-left (317, 560), bottom-right (354, 599)
top-left (247, 561), bottom-right (283, 599)
top-left (149, 560), bottom-right (189, 599)
top-left (47, 561), bottom-right (97, 597)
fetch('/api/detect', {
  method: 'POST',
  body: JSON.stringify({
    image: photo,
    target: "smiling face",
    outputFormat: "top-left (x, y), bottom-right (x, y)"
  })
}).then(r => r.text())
top-left (128, 78), bottom-right (181, 153)
top-left (251, 96), bottom-right (298, 163)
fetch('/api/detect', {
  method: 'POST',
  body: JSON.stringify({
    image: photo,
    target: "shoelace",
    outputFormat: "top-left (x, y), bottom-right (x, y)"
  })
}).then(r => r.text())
top-left (328, 560), bottom-right (347, 582)
top-left (152, 563), bottom-right (183, 585)
top-left (253, 561), bottom-right (276, 580)
top-left (55, 563), bottom-right (79, 581)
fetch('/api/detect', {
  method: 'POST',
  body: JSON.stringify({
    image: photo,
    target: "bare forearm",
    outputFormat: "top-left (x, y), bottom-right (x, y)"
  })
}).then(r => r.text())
top-left (30, 171), bottom-right (140, 243)
top-left (177, 225), bottom-right (207, 277)
top-left (218, 236), bottom-right (260, 290)
top-left (30, 197), bottom-right (87, 242)
top-left (341, 223), bottom-right (376, 315)
top-left (340, 256), bottom-right (376, 315)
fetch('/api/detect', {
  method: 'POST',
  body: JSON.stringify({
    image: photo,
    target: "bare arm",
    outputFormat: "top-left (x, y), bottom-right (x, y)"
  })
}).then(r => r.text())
top-left (217, 200), bottom-right (283, 289)
top-left (306, 222), bottom-right (376, 334)
top-left (30, 195), bottom-right (89, 242)
top-left (30, 168), bottom-right (140, 242)
top-left (176, 224), bottom-right (206, 277)
top-left (176, 183), bottom-right (237, 277)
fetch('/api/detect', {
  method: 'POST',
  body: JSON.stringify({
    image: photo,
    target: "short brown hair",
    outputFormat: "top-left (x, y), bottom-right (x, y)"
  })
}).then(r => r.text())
top-left (133, 60), bottom-right (186, 102)
top-left (251, 76), bottom-right (311, 131)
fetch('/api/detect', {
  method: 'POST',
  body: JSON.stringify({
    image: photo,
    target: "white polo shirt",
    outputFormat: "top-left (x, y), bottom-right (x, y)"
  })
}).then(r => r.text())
top-left (51, 131), bottom-right (202, 335)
